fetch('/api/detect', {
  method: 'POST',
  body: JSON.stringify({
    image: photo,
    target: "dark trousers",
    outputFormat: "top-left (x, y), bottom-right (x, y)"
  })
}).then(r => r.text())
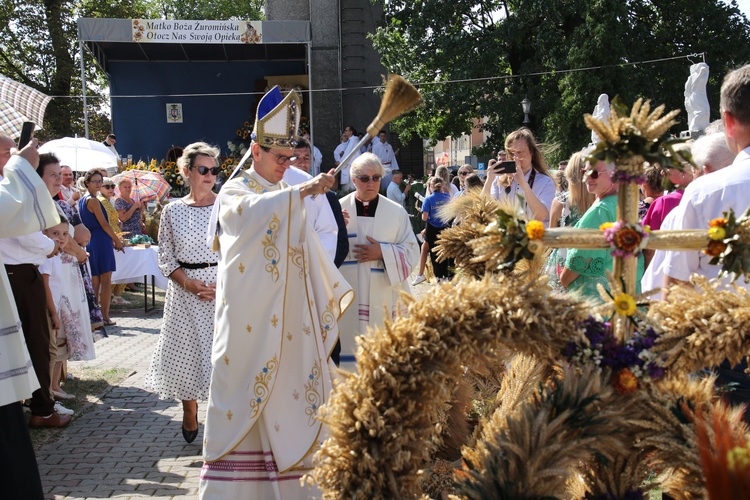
top-left (425, 222), bottom-right (453, 280)
top-left (5, 264), bottom-right (54, 416)
top-left (0, 402), bottom-right (44, 499)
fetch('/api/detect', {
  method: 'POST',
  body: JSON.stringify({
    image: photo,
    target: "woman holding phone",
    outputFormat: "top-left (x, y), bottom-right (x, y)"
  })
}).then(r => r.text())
top-left (482, 128), bottom-right (556, 225)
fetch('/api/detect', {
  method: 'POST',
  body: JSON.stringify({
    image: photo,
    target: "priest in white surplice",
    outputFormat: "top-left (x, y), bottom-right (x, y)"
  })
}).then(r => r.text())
top-left (200, 87), bottom-right (353, 499)
top-left (0, 136), bottom-right (61, 498)
top-left (338, 153), bottom-right (420, 361)
top-left (372, 130), bottom-right (399, 190)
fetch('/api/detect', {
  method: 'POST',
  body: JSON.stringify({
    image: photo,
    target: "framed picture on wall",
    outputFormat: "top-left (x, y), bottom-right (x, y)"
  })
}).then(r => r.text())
top-left (166, 103), bottom-right (183, 123)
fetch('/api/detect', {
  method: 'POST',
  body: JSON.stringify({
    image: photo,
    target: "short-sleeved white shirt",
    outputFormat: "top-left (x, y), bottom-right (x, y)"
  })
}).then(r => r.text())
top-left (663, 146), bottom-right (750, 289)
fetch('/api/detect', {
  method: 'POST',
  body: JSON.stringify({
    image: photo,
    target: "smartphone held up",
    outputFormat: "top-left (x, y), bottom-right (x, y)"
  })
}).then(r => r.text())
top-left (493, 160), bottom-right (516, 175)
top-left (18, 122), bottom-right (35, 149)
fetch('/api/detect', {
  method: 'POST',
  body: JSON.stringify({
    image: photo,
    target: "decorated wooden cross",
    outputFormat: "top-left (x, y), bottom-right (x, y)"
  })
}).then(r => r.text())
top-left (306, 99), bottom-right (750, 499)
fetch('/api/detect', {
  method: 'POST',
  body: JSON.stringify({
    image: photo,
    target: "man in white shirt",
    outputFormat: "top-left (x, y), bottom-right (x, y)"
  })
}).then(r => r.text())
top-left (372, 130), bottom-right (399, 190)
top-left (102, 133), bottom-right (118, 157)
top-left (338, 125), bottom-right (361, 191)
top-left (386, 170), bottom-right (411, 208)
top-left (59, 164), bottom-right (80, 206)
top-left (664, 65), bottom-right (750, 290)
top-left (302, 133), bottom-right (322, 174)
top-left (283, 140), bottom-right (340, 262)
top-left (662, 64), bottom-right (750, 414)
top-left (372, 130), bottom-right (399, 171)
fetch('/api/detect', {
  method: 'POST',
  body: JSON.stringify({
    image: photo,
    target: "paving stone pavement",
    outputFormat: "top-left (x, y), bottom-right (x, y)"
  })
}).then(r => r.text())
top-left (35, 310), bottom-right (205, 500)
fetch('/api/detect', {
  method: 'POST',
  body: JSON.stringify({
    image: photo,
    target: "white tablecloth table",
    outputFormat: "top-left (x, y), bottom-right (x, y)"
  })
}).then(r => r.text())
top-left (112, 245), bottom-right (168, 291)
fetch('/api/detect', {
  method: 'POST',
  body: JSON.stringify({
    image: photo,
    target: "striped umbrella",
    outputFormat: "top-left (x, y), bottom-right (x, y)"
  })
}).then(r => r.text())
top-left (0, 74), bottom-right (53, 139)
top-left (112, 170), bottom-right (171, 202)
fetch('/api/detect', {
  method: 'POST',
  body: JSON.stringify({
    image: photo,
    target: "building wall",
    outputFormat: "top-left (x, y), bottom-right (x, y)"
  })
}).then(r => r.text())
top-left (266, 0), bottom-right (423, 174)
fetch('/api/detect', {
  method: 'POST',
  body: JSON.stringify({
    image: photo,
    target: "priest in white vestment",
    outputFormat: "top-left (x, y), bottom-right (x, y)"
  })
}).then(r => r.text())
top-left (338, 153), bottom-right (420, 362)
top-left (0, 137), bottom-right (61, 498)
top-left (372, 130), bottom-right (399, 190)
top-left (200, 87), bottom-right (353, 500)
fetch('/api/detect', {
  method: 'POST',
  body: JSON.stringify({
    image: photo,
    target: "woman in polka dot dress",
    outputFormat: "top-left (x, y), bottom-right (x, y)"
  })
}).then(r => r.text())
top-left (145, 142), bottom-right (220, 443)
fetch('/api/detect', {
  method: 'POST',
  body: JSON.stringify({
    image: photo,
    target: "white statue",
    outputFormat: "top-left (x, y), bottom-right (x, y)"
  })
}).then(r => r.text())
top-left (685, 62), bottom-right (710, 132)
top-left (591, 94), bottom-right (610, 144)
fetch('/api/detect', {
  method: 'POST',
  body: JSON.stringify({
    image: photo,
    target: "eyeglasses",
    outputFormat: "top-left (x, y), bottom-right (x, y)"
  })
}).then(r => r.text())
top-left (459, 171), bottom-right (470, 176)
top-left (355, 175), bottom-right (382, 184)
top-left (190, 166), bottom-right (221, 176)
top-left (584, 169), bottom-right (604, 179)
top-left (267, 152), bottom-right (298, 165)
top-left (102, 184), bottom-right (115, 189)
top-left (89, 179), bottom-right (103, 184)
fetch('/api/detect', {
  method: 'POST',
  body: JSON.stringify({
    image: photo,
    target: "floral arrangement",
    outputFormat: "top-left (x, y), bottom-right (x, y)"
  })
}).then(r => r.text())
top-left (563, 316), bottom-right (665, 394)
top-left (298, 116), bottom-right (310, 137)
top-left (601, 221), bottom-right (650, 257)
top-left (704, 208), bottom-right (750, 282)
top-left (584, 97), bottom-right (690, 182)
top-left (128, 234), bottom-right (155, 246)
top-left (227, 118), bottom-right (254, 157)
top-left (470, 204), bottom-right (544, 271)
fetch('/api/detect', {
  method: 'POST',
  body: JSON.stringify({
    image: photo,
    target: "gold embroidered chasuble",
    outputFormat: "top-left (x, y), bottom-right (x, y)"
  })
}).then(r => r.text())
top-left (203, 168), bottom-right (353, 472)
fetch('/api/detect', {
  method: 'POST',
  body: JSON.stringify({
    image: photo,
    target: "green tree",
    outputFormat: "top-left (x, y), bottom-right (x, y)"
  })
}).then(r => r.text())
top-left (0, 0), bottom-right (263, 139)
top-left (371, 0), bottom-right (750, 162)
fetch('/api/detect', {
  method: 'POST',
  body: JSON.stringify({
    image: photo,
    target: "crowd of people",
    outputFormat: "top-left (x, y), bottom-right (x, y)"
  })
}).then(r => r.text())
top-left (5, 64), bottom-right (750, 499)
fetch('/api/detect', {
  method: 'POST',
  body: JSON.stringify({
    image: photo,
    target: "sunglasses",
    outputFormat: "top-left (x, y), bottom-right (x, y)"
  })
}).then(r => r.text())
top-left (190, 165), bottom-right (221, 176)
top-left (355, 175), bottom-right (382, 183)
top-left (584, 169), bottom-right (605, 179)
top-left (459, 171), bottom-right (470, 176)
top-left (102, 184), bottom-right (115, 189)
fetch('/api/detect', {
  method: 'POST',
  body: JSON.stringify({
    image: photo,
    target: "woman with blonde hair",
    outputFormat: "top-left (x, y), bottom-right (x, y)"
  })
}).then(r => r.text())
top-left (482, 127), bottom-right (556, 225)
top-left (546, 151), bottom-right (596, 288)
top-left (145, 141), bottom-right (220, 443)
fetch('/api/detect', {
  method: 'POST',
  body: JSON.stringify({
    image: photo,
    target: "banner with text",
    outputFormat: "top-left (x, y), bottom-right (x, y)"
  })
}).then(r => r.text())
top-left (132, 19), bottom-right (263, 44)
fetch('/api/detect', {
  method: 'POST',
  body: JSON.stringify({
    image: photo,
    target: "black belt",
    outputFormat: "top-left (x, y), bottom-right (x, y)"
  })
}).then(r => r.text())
top-left (178, 261), bottom-right (218, 270)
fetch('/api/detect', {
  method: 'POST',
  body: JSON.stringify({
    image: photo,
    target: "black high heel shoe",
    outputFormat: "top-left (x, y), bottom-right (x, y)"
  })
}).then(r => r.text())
top-left (182, 415), bottom-right (199, 444)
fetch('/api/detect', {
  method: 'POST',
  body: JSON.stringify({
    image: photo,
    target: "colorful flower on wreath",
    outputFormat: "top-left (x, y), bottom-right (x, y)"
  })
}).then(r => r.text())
top-left (526, 220), bottom-right (545, 240)
top-left (613, 368), bottom-right (639, 395)
top-left (708, 226), bottom-right (727, 241)
top-left (709, 217), bottom-right (729, 228)
top-left (599, 222), bottom-right (614, 231)
top-left (603, 221), bottom-right (649, 258)
top-left (613, 293), bottom-right (637, 316)
top-left (704, 240), bottom-right (727, 257)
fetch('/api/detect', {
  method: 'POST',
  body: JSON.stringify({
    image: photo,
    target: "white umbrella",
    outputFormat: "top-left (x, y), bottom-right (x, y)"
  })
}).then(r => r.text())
top-left (39, 137), bottom-right (118, 173)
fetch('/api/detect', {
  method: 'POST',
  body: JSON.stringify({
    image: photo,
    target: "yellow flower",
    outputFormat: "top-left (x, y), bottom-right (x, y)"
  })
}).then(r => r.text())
top-left (613, 293), bottom-right (637, 316)
top-left (709, 217), bottom-right (728, 228)
top-left (526, 220), bottom-right (545, 240)
top-left (613, 368), bottom-right (638, 395)
top-left (708, 227), bottom-right (726, 241)
top-left (600, 222), bottom-right (614, 231)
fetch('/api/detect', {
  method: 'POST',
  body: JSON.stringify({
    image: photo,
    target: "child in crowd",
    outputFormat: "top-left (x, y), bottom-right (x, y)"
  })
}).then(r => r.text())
top-left (40, 215), bottom-right (96, 409)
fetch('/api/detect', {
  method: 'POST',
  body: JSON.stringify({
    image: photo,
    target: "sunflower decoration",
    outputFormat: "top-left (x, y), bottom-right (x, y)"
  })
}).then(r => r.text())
top-left (602, 220), bottom-right (650, 258)
top-left (584, 96), bottom-right (690, 183)
top-left (592, 272), bottom-right (654, 324)
top-left (468, 205), bottom-right (544, 271)
top-left (227, 118), bottom-right (254, 156)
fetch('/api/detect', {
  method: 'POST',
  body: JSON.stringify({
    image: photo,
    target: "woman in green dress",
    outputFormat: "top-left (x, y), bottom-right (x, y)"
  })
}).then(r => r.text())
top-left (559, 159), bottom-right (644, 300)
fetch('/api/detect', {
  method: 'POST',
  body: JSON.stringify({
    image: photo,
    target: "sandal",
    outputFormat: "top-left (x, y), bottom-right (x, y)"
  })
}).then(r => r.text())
top-left (103, 319), bottom-right (117, 326)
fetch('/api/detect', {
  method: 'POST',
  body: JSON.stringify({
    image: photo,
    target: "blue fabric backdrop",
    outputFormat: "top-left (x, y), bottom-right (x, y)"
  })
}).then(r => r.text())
top-left (109, 60), bottom-right (305, 161)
